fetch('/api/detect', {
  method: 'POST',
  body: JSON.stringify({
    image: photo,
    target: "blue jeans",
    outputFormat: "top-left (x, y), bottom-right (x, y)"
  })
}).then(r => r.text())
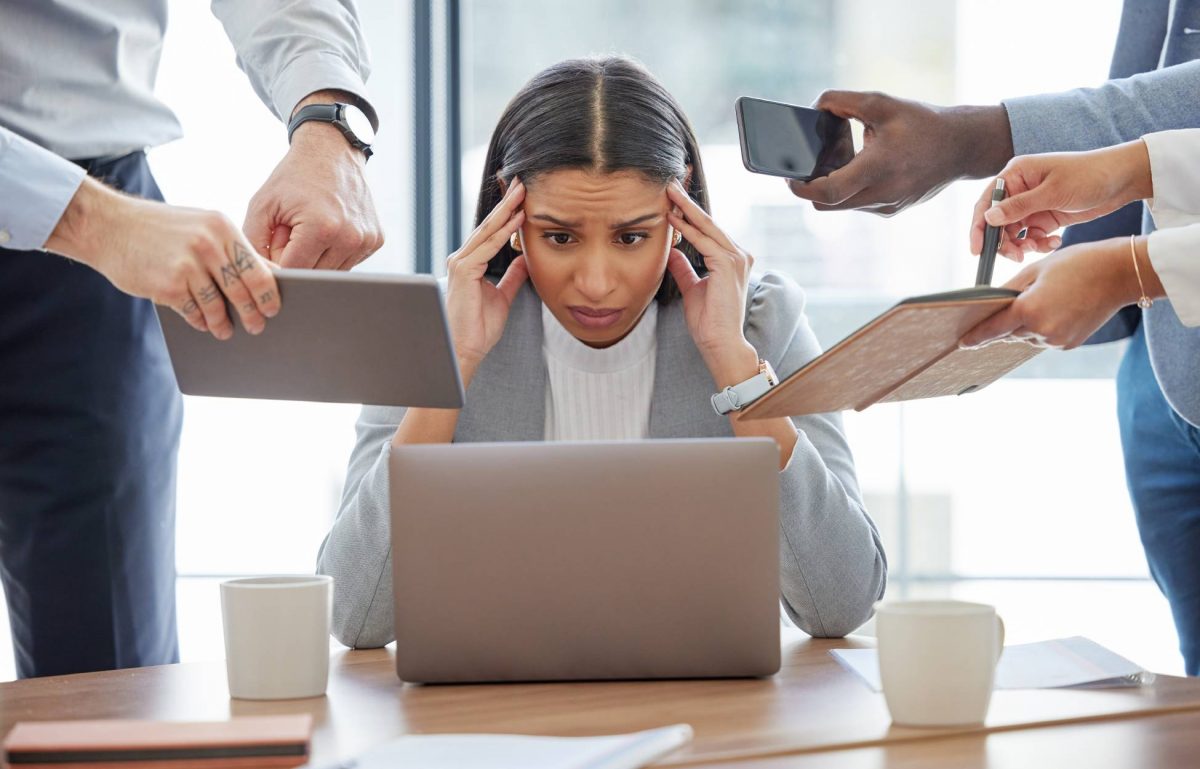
top-left (0, 151), bottom-right (182, 677)
top-left (1118, 324), bottom-right (1200, 676)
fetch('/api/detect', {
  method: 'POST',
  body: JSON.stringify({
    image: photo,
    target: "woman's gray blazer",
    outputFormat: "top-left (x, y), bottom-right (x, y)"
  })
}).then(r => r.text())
top-left (317, 271), bottom-right (887, 647)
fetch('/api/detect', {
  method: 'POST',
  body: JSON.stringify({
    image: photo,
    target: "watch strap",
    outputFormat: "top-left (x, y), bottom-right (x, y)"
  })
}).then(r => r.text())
top-left (287, 103), bottom-right (374, 160)
top-left (711, 361), bottom-right (778, 415)
top-left (287, 104), bottom-right (340, 144)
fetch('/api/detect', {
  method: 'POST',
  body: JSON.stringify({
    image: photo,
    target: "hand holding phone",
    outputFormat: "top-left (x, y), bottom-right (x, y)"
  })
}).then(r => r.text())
top-left (735, 96), bottom-right (854, 181)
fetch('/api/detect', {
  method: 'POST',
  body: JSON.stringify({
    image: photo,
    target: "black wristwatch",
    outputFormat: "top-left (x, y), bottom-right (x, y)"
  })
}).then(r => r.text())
top-left (287, 102), bottom-right (375, 161)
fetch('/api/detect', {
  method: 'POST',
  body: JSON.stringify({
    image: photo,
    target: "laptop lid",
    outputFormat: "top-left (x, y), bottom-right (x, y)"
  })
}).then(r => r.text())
top-left (389, 438), bottom-right (781, 683)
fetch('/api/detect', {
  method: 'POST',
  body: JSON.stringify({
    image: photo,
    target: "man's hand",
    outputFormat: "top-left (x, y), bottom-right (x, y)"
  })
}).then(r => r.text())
top-left (787, 90), bottom-right (1014, 216)
top-left (45, 177), bottom-right (280, 340)
top-left (244, 90), bottom-right (383, 270)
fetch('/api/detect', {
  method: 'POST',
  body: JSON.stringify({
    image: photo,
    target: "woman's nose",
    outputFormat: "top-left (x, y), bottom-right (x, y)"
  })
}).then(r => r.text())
top-left (573, 250), bottom-right (617, 301)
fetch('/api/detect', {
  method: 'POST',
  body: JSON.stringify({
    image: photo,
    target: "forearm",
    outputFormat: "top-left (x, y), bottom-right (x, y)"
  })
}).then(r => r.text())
top-left (708, 341), bottom-right (798, 469)
top-left (1004, 60), bottom-right (1200, 156)
top-left (941, 104), bottom-right (1014, 179)
top-left (390, 358), bottom-right (478, 447)
top-left (777, 425), bottom-right (887, 637)
top-left (44, 176), bottom-right (126, 266)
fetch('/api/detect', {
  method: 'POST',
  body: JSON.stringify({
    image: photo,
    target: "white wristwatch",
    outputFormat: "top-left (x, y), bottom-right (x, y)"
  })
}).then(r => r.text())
top-left (711, 359), bottom-right (779, 415)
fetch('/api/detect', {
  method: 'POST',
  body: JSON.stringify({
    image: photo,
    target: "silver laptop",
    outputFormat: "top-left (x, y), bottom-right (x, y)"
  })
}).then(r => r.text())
top-left (157, 270), bottom-right (463, 408)
top-left (389, 438), bottom-right (781, 683)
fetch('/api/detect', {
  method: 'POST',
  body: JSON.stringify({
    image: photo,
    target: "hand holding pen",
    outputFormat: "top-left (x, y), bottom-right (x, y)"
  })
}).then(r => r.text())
top-left (968, 142), bottom-right (1153, 264)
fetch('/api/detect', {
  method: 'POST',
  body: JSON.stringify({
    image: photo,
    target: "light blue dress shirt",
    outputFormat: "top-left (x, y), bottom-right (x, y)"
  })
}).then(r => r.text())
top-left (0, 128), bottom-right (86, 251)
top-left (0, 0), bottom-right (374, 252)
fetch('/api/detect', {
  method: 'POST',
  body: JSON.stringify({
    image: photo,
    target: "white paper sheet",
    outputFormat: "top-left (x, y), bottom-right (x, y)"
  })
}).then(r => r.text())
top-left (304, 723), bottom-right (693, 769)
top-left (831, 636), bottom-right (1148, 692)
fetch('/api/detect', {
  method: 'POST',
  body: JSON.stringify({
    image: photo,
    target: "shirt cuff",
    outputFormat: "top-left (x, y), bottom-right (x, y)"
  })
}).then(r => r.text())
top-left (0, 131), bottom-right (86, 251)
top-left (1148, 223), bottom-right (1200, 327)
top-left (1143, 129), bottom-right (1200, 229)
top-left (269, 51), bottom-right (377, 130)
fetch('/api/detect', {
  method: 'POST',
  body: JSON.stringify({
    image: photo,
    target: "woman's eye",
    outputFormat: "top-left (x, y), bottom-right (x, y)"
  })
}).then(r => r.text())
top-left (542, 232), bottom-right (574, 246)
top-left (617, 232), bottom-right (649, 246)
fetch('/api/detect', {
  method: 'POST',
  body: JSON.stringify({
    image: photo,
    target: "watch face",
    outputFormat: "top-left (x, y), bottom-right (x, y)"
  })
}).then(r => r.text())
top-left (342, 104), bottom-right (376, 145)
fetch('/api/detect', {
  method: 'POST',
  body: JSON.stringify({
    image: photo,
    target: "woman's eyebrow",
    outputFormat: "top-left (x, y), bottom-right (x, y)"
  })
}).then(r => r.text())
top-left (610, 212), bottom-right (661, 229)
top-left (529, 213), bottom-right (582, 228)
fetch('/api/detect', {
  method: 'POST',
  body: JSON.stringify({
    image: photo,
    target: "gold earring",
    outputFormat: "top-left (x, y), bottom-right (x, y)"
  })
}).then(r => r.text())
top-left (510, 231), bottom-right (523, 253)
top-left (672, 229), bottom-right (683, 247)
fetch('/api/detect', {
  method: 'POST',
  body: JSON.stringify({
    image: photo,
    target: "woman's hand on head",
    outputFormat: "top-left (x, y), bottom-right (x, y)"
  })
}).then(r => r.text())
top-left (968, 141), bottom-right (1154, 263)
top-left (665, 181), bottom-right (761, 387)
top-left (445, 178), bottom-right (529, 383)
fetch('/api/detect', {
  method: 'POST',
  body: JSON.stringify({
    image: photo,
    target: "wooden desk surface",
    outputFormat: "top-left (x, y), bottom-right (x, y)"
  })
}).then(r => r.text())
top-left (2, 631), bottom-right (1199, 767)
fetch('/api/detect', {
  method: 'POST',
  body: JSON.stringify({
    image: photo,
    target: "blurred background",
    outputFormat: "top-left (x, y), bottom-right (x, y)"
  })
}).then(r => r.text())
top-left (1, 0), bottom-right (1176, 678)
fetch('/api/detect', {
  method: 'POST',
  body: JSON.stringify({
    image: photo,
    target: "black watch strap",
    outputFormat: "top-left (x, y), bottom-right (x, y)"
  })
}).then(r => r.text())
top-left (287, 103), bottom-right (374, 161)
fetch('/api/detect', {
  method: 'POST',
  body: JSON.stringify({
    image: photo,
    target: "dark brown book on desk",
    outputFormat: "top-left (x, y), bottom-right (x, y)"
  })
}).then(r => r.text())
top-left (738, 287), bottom-right (1044, 420)
top-left (2, 715), bottom-right (311, 769)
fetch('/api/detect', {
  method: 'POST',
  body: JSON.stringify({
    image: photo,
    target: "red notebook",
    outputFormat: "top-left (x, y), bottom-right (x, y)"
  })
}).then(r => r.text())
top-left (2, 715), bottom-right (311, 769)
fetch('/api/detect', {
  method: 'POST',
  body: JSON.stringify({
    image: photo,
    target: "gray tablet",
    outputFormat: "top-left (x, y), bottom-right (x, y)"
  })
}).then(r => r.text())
top-left (157, 269), bottom-right (463, 408)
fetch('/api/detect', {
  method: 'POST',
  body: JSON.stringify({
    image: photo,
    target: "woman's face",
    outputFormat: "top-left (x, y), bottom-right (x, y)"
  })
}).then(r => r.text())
top-left (518, 169), bottom-right (674, 349)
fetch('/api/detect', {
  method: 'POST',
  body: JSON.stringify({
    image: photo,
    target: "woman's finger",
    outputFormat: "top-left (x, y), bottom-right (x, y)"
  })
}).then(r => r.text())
top-left (496, 254), bottom-right (530, 304)
top-left (667, 181), bottom-right (740, 254)
top-left (454, 211), bottom-right (525, 273)
top-left (960, 303), bottom-right (1022, 348)
top-left (463, 179), bottom-right (526, 253)
top-left (667, 210), bottom-right (731, 267)
top-left (666, 248), bottom-right (703, 295)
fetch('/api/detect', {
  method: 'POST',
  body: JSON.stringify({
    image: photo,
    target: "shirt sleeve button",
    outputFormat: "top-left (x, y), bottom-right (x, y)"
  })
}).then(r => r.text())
top-left (0, 229), bottom-right (11, 246)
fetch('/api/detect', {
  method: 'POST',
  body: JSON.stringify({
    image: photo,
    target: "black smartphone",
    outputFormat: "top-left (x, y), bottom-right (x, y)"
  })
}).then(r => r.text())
top-left (735, 96), bottom-right (854, 181)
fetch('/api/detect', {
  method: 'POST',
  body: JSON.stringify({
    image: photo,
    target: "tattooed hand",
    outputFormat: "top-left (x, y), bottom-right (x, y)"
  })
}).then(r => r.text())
top-left (45, 176), bottom-right (281, 340)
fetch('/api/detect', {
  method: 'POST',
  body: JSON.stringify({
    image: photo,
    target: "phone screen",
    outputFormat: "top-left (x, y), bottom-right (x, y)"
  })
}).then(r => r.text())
top-left (736, 97), bottom-right (853, 181)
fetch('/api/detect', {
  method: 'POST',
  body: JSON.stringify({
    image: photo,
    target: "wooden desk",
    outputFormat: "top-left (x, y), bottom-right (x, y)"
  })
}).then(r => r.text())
top-left (2, 631), bottom-right (1199, 767)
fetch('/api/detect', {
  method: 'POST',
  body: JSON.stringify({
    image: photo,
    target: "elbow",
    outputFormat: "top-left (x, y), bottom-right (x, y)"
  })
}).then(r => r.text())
top-left (782, 534), bottom-right (888, 639)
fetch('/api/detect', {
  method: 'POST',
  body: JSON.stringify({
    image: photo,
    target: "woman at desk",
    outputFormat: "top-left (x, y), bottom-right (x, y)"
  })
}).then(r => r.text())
top-left (318, 57), bottom-right (887, 648)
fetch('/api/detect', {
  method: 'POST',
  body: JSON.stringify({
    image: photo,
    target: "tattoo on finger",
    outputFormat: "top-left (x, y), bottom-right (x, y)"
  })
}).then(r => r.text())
top-left (198, 283), bottom-right (220, 303)
top-left (259, 290), bottom-right (275, 304)
top-left (221, 243), bottom-right (260, 286)
top-left (182, 298), bottom-right (198, 315)
top-left (241, 303), bottom-right (255, 315)
top-left (233, 243), bottom-right (257, 273)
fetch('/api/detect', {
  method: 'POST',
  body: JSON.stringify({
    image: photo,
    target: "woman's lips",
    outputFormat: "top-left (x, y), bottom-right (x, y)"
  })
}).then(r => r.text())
top-left (568, 306), bottom-right (624, 329)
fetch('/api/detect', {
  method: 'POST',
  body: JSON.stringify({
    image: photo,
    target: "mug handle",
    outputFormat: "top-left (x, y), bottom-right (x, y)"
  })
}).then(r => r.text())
top-left (994, 614), bottom-right (1006, 664)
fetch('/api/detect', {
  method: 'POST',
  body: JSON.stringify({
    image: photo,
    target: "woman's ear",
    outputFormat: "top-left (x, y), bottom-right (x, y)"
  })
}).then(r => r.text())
top-left (682, 164), bottom-right (693, 190)
top-left (496, 174), bottom-right (509, 196)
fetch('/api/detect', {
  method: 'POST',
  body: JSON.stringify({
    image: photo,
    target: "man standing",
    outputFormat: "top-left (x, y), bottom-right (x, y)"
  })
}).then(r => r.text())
top-left (0, 0), bottom-right (383, 678)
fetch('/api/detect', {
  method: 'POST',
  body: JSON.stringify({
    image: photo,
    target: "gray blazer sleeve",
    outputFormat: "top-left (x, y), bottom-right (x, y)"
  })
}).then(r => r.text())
top-left (1004, 60), bottom-right (1200, 156)
top-left (744, 273), bottom-right (888, 637)
top-left (316, 405), bottom-right (405, 648)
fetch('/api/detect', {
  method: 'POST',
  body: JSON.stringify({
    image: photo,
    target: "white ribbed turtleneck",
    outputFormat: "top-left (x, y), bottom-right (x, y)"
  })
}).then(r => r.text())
top-left (541, 302), bottom-right (658, 441)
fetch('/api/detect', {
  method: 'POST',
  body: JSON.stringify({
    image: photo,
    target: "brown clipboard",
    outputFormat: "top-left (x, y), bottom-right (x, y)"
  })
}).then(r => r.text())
top-left (738, 287), bottom-right (1043, 421)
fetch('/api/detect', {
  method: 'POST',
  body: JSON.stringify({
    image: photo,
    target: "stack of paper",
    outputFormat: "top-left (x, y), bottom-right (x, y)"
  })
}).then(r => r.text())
top-left (305, 724), bottom-right (693, 769)
top-left (831, 636), bottom-right (1149, 692)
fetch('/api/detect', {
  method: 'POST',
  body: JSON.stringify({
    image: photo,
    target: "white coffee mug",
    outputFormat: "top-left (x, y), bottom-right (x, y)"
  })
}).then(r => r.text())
top-left (874, 600), bottom-right (1005, 727)
top-left (220, 575), bottom-right (333, 700)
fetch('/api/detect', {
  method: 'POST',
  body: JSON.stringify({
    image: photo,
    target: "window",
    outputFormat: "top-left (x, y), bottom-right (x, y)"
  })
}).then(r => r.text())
top-left (0, 0), bottom-right (1180, 681)
top-left (455, 0), bottom-right (1180, 673)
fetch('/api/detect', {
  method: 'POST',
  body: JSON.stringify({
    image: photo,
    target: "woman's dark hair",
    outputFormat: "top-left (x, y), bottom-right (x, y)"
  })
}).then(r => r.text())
top-left (476, 56), bottom-right (710, 303)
